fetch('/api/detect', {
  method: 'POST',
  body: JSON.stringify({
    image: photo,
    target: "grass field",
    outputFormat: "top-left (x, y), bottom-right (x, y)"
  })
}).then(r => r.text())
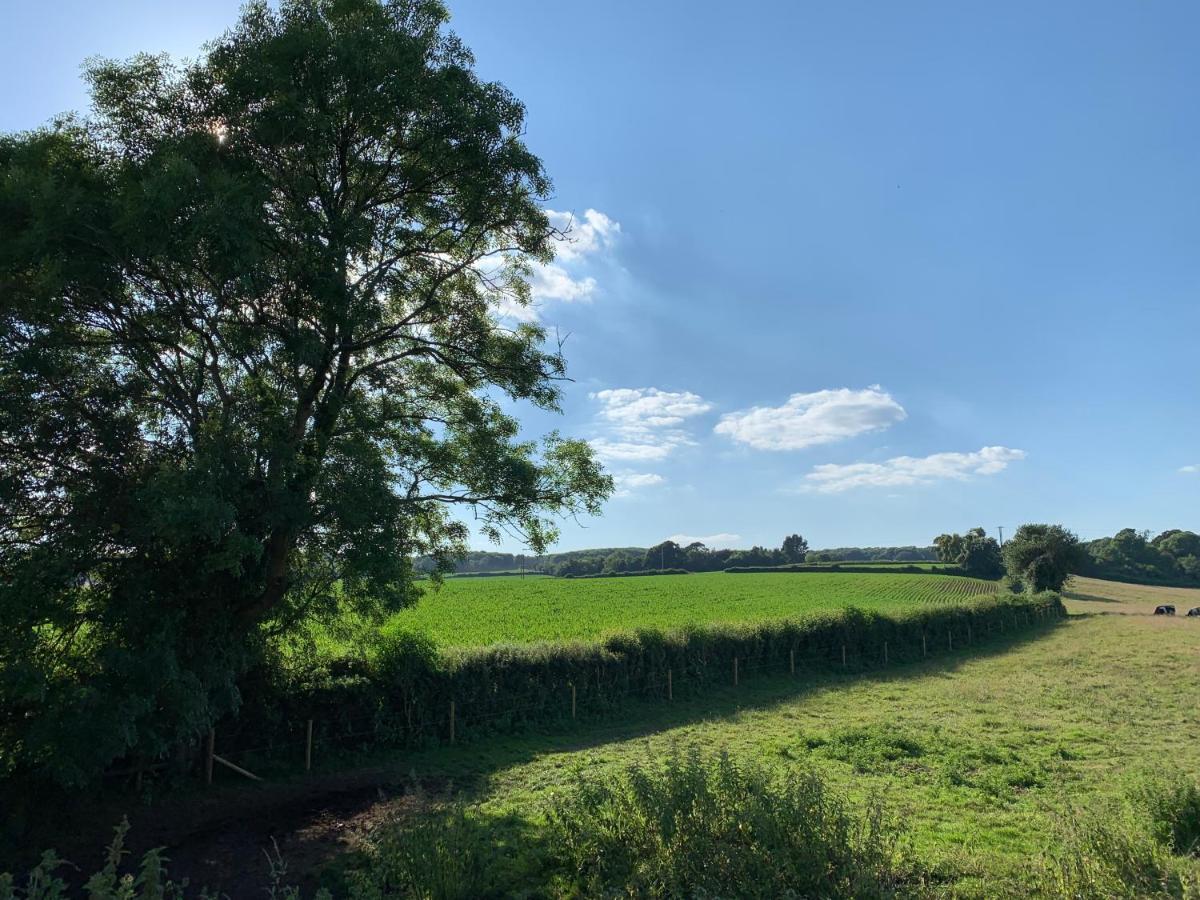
top-left (374, 571), bottom-right (999, 649)
top-left (328, 575), bottom-right (1200, 896)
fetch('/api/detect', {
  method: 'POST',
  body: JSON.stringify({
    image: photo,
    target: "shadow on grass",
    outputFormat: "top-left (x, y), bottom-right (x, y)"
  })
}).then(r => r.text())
top-left (1064, 590), bottom-right (1123, 603)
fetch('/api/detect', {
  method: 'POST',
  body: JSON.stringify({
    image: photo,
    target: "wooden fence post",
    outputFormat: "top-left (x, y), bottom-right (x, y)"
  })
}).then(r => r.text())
top-left (922, 633), bottom-right (927, 657)
top-left (967, 623), bottom-right (972, 645)
top-left (733, 657), bottom-right (739, 686)
top-left (571, 683), bottom-right (577, 720)
top-left (789, 649), bottom-right (795, 675)
top-left (883, 642), bottom-right (888, 666)
top-left (449, 700), bottom-right (456, 745)
top-left (305, 719), bottom-right (313, 773)
top-left (205, 728), bottom-right (215, 786)
top-left (668, 669), bottom-right (673, 701)
top-left (948, 630), bottom-right (954, 651)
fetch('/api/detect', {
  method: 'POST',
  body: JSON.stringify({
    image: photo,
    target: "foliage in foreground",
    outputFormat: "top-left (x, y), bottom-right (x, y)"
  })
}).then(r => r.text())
top-left (347, 748), bottom-right (914, 898)
top-left (8, 759), bottom-right (1200, 898)
top-left (545, 747), bottom-right (910, 898)
top-left (1042, 774), bottom-right (1200, 898)
top-left (0, 0), bottom-right (609, 794)
top-left (5, 752), bottom-right (908, 898)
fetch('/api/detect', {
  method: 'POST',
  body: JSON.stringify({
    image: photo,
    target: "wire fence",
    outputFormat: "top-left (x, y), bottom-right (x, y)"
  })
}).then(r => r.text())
top-left (183, 603), bottom-right (1063, 787)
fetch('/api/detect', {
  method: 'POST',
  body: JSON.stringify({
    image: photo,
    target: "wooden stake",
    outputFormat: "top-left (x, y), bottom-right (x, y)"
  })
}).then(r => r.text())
top-left (883, 641), bottom-right (888, 666)
top-left (733, 657), bottom-right (739, 686)
top-left (571, 683), bottom-right (576, 719)
top-left (449, 700), bottom-right (456, 745)
top-left (205, 728), bottom-right (215, 786)
top-left (212, 754), bottom-right (263, 782)
top-left (789, 649), bottom-right (795, 675)
top-left (922, 633), bottom-right (927, 657)
top-left (668, 668), bottom-right (673, 700)
top-left (305, 719), bottom-right (313, 772)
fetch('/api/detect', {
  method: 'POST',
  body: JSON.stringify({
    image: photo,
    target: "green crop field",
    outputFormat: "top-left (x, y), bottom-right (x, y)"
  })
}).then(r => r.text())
top-left (374, 571), bottom-right (999, 649)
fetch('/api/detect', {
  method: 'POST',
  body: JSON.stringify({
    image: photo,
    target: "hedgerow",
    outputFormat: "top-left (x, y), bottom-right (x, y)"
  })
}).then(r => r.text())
top-left (225, 592), bottom-right (1064, 761)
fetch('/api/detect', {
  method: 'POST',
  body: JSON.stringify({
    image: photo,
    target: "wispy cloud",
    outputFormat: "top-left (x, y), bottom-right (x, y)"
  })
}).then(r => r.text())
top-left (1180, 464), bottom-right (1199, 474)
top-left (667, 532), bottom-right (742, 548)
top-left (796, 446), bottom-right (1026, 493)
top-left (546, 209), bottom-right (620, 262)
top-left (491, 208), bottom-right (621, 322)
top-left (715, 386), bottom-right (906, 451)
top-left (612, 471), bottom-right (666, 498)
top-left (592, 387), bottom-right (712, 429)
top-left (588, 387), bottom-right (712, 464)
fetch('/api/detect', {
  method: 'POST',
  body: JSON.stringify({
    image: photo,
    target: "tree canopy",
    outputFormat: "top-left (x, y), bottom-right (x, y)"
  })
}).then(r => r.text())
top-left (1002, 524), bottom-right (1084, 593)
top-left (932, 527), bottom-right (1003, 579)
top-left (1078, 528), bottom-right (1200, 585)
top-left (0, 0), bottom-right (609, 787)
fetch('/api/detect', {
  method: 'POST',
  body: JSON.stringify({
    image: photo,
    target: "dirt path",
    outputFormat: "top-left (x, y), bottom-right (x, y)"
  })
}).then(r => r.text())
top-left (31, 767), bottom-right (455, 897)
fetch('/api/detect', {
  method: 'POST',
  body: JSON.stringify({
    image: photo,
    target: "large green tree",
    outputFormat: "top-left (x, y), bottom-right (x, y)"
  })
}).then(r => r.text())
top-left (932, 527), bottom-right (1002, 579)
top-left (1002, 524), bottom-right (1084, 593)
top-left (0, 0), bottom-right (609, 787)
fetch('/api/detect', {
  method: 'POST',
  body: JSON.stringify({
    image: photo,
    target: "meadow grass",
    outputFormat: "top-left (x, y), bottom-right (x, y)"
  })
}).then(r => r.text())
top-left (337, 576), bottom-right (1200, 897)
top-left (365, 571), bottom-right (998, 649)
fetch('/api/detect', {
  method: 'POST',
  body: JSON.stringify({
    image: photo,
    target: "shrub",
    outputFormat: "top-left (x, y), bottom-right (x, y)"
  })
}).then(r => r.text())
top-left (1043, 777), bottom-right (1200, 898)
top-left (348, 805), bottom-right (501, 900)
top-left (1137, 774), bottom-right (1200, 858)
top-left (0, 818), bottom-right (324, 899)
top-left (350, 748), bottom-right (915, 898)
top-left (545, 747), bottom-right (911, 898)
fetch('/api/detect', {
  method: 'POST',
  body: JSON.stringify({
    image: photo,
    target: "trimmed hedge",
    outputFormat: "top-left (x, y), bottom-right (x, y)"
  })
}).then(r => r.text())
top-left (560, 568), bottom-right (690, 579)
top-left (227, 592), bottom-right (1064, 763)
top-left (725, 563), bottom-right (969, 576)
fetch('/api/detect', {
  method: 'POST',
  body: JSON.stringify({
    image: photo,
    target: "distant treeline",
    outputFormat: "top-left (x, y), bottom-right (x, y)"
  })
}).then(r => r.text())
top-left (1077, 528), bottom-right (1200, 586)
top-left (424, 539), bottom-right (938, 578)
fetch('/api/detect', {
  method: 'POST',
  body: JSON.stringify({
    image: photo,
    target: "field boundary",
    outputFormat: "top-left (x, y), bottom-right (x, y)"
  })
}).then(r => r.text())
top-left (189, 593), bottom-right (1065, 788)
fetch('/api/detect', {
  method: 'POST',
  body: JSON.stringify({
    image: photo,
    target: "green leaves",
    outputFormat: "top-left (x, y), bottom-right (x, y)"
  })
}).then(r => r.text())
top-left (0, 0), bottom-right (609, 790)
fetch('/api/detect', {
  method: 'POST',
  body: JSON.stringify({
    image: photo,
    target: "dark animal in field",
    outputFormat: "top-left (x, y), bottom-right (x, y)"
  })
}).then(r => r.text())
top-left (1154, 605), bottom-right (1176, 615)
top-left (1187, 607), bottom-right (1200, 617)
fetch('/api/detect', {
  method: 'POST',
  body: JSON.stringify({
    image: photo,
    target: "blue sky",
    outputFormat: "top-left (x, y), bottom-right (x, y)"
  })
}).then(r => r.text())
top-left (3, 1), bottom-right (1198, 552)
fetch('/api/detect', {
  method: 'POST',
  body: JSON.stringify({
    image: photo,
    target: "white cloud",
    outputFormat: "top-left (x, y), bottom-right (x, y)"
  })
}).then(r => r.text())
top-left (611, 471), bottom-right (665, 498)
top-left (667, 532), bottom-right (742, 548)
top-left (529, 265), bottom-right (597, 303)
top-left (592, 388), bottom-right (712, 429)
top-left (546, 208), bottom-right (621, 262)
top-left (1180, 465), bottom-right (1199, 474)
top-left (715, 386), bottom-right (907, 451)
top-left (797, 446), bottom-right (1026, 494)
top-left (590, 438), bottom-right (679, 463)
top-left (588, 387), bottom-right (712, 464)
top-left (488, 208), bottom-right (620, 323)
